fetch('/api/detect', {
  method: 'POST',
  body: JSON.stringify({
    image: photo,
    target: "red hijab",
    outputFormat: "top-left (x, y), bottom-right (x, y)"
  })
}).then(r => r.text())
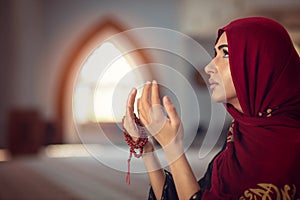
top-left (203, 17), bottom-right (300, 199)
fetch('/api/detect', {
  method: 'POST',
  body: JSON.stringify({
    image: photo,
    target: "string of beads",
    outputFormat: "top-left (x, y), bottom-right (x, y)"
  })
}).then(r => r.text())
top-left (122, 114), bottom-right (148, 185)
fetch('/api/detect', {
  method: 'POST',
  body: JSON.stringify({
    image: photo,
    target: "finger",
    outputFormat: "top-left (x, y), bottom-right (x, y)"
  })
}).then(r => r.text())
top-left (147, 104), bottom-right (167, 136)
top-left (137, 98), bottom-right (146, 123)
top-left (126, 88), bottom-right (137, 118)
top-left (137, 98), bottom-right (141, 114)
top-left (137, 98), bottom-right (144, 119)
top-left (141, 81), bottom-right (151, 106)
top-left (123, 116), bottom-right (139, 138)
top-left (126, 88), bottom-right (137, 108)
top-left (163, 96), bottom-right (180, 125)
top-left (151, 80), bottom-right (161, 105)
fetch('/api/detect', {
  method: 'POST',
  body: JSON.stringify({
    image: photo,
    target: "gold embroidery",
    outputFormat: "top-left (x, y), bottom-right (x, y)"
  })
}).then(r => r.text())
top-left (282, 184), bottom-right (297, 200)
top-left (267, 108), bottom-right (272, 114)
top-left (239, 183), bottom-right (297, 200)
top-left (257, 107), bottom-right (279, 118)
top-left (227, 121), bottom-right (235, 143)
top-left (227, 135), bottom-right (234, 143)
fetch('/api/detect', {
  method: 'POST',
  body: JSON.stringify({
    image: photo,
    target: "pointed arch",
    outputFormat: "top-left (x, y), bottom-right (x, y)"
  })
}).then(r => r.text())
top-left (55, 17), bottom-right (153, 143)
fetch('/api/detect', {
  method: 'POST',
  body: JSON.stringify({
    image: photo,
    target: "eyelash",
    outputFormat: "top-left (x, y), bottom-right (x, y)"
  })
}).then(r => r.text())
top-left (223, 49), bottom-right (229, 58)
top-left (214, 49), bottom-right (229, 58)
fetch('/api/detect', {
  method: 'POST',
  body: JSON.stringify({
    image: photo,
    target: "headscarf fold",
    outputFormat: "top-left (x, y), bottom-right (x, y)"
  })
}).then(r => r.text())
top-left (203, 17), bottom-right (300, 199)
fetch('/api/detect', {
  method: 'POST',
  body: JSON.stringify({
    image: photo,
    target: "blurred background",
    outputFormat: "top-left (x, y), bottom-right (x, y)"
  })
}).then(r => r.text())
top-left (0, 0), bottom-right (299, 199)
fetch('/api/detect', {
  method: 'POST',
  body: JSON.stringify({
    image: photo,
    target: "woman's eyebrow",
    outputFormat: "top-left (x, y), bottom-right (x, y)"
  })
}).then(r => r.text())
top-left (218, 44), bottom-right (228, 50)
top-left (214, 44), bottom-right (228, 52)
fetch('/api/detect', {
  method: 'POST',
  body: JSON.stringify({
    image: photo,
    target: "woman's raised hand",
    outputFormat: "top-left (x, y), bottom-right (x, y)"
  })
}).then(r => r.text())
top-left (123, 88), bottom-right (139, 138)
top-left (137, 80), bottom-right (183, 150)
top-left (123, 87), bottom-right (154, 153)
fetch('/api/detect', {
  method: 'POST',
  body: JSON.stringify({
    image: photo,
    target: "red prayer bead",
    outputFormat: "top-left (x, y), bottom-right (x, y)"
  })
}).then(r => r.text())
top-left (122, 114), bottom-right (148, 184)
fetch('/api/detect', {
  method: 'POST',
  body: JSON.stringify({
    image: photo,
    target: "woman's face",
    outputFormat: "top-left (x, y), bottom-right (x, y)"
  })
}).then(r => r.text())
top-left (205, 32), bottom-right (240, 110)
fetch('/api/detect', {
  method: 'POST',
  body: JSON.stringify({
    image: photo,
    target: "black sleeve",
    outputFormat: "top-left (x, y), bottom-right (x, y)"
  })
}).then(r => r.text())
top-left (148, 170), bottom-right (179, 200)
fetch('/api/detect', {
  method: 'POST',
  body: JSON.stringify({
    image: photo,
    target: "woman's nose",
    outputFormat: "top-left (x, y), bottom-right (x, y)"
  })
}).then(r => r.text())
top-left (204, 60), bottom-right (216, 75)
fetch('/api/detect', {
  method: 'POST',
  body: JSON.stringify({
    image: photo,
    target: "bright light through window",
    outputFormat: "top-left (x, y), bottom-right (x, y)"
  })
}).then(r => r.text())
top-left (73, 42), bottom-right (142, 124)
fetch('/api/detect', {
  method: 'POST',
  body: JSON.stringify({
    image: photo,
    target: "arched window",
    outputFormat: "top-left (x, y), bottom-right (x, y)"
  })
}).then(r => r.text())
top-left (57, 18), bottom-right (152, 143)
top-left (73, 41), bottom-right (145, 123)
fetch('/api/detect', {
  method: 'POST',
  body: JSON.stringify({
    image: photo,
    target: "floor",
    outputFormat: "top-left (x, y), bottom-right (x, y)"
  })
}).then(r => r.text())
top-left (0, 144), bottom-right (220, 200)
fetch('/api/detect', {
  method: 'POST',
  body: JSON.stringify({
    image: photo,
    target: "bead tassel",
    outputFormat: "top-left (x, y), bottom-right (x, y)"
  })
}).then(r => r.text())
top-left (122, 115), bottom-right (148, 185)
top-left (126, 152), bottom-right (132, 185)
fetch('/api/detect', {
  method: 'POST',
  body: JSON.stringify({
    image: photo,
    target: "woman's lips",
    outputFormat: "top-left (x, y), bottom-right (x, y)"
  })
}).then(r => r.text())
top-left (209, 79), bottom-right (218, 90)
top-left (210, 84), bottom-right (218, 90)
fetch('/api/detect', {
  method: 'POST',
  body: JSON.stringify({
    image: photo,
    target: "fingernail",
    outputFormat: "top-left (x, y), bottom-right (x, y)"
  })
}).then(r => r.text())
top-left (152, 80), bottom-right (157, 84)
top-left (164, 96), bottom-right (171, 103)
top-left (146, 81), bottom-right (151, 85)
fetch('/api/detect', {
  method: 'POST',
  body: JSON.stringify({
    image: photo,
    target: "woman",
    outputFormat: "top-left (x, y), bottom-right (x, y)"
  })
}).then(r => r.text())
top-left (123, 17), bottom-right (300, 199)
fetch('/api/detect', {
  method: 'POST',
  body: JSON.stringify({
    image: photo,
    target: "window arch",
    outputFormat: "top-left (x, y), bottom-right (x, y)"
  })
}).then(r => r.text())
top-left (56, 17), bottom-right (153, 143)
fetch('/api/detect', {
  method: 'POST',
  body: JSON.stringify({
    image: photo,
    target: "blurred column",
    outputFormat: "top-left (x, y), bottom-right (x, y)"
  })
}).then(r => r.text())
top-left (4, 0), bottom-right (45, 150)
top-left (10, 0), bottom-right (43, 108)
top-left (0, 0), bottom-right (14, 148)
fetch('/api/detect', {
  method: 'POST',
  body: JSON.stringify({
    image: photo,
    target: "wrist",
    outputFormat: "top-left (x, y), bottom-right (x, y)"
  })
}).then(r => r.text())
top-left (142, 149), bottom-right (162, 172)
top-left (162, 139), bottom-right (184, 164)
top-left (143, 140), bottom-right (155, 154)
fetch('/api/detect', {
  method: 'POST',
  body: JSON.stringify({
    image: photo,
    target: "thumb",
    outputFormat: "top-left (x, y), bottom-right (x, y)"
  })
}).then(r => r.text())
top-left (163, 96), bottom-right (180, 125)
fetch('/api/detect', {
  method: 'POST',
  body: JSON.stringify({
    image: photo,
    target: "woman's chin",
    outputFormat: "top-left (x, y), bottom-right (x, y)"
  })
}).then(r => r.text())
top-left (211, 94), bottom-right (226, 103)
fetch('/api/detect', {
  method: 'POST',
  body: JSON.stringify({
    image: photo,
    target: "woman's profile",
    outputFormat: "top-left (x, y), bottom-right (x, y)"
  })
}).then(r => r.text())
top-left (123, 17), bottom-right (300, 199)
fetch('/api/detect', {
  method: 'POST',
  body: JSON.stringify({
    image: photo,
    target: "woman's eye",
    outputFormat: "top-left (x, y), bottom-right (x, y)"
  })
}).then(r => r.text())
top-left (223, 49), bottom-right (229, 58)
